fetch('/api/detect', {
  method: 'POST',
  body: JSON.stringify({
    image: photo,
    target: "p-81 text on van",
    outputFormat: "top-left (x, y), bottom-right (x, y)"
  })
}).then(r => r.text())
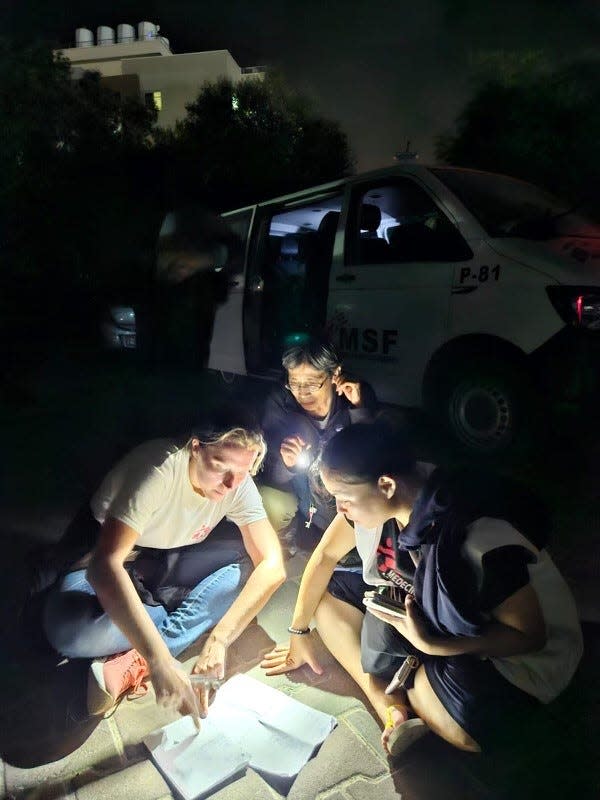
top-left (204, 164), bottom-right (600, 452)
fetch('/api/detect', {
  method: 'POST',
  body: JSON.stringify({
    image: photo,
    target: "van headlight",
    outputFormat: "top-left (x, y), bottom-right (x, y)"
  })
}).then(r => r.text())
top-left (110, 306), bottom-right (136, 327)
top-left (546, 286), bottom-right (600, 331)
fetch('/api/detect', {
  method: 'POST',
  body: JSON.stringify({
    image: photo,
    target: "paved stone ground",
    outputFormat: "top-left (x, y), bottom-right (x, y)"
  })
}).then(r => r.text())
top-left (1, 355), bottom-right (599, 800)
top-left (2, 548), bottom-right (598, 800)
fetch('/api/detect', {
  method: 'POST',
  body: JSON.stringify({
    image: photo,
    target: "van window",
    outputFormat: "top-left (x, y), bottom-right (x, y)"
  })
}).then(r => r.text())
top-left (251, 193), bottom-right (343, 367)
top-left (347, 179), bottom-right (472, 264)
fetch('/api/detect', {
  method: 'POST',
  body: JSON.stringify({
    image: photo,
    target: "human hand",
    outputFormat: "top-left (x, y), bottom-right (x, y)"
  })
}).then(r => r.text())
top-left (365, 594), bottom-right (435, 654)
top-left (280, 435), bottom-right (310, 469)
top-left (147, 655), bottom-right (201, 727)
top-left (191, 634), bottom-right (227, 718)
top-left (260, 635), bottom-right (323, 677)
top-left (332, 368), bottom-right (362, 406)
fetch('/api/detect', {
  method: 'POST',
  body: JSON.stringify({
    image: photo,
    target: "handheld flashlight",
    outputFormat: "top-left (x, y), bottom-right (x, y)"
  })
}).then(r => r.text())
top-left (296, 450), bottom-right (310, 469)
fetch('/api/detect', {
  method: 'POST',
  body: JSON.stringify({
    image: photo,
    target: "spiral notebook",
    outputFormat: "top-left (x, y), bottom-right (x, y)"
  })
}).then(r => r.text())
top-left (144, 673), bottom-right (337, 798)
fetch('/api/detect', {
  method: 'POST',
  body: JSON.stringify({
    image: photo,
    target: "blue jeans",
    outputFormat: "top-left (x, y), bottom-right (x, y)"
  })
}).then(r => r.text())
top-left (42, 531), bottom-right (251, 659)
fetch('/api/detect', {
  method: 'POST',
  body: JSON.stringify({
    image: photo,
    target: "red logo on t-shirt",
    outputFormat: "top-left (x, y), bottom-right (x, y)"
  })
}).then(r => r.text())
top-left (377, 534), bottom-right (415, 597)
top-left (191, 524), bottom-right (212, 542)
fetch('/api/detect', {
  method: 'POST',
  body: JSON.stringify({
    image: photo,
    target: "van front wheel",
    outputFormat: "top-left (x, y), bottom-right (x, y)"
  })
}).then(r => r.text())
top-left (433, 360), bottom-right (531, 454)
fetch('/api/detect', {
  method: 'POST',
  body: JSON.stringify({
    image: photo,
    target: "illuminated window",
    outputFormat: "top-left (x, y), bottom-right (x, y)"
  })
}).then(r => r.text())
top-left (145, 91), bottom-right (163, 111)
top-left (351, 180), bottom-right (473, 265)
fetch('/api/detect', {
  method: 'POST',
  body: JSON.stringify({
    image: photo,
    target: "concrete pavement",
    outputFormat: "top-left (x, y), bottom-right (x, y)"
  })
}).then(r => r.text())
top-left (1, 358), bottom-right (598, 799)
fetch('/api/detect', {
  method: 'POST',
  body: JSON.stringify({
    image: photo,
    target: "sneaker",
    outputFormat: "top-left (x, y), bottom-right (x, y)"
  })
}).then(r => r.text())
top-left (87, 649), bottom-right (150, 716)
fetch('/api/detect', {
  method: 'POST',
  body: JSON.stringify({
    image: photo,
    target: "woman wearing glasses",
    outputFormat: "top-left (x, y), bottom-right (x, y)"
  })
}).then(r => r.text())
top-left (260, 337), bottom-right (378, 554)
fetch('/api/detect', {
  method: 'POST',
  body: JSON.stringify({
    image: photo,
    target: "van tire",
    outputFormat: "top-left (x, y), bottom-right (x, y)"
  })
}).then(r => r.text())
top-left (428, 357), bottom-right (533, 455)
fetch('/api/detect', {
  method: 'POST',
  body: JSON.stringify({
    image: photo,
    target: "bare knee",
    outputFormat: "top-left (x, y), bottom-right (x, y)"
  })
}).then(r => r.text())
top-left (314, 592), bottom-right (363, 651)
top-left (314, 591), bottom-right (340, 629)
top-left (409, 665), bottom-right (481, 753)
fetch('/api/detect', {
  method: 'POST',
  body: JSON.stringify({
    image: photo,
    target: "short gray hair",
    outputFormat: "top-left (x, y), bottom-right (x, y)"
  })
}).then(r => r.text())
top-left (281, 338), bottom-right (340, 375)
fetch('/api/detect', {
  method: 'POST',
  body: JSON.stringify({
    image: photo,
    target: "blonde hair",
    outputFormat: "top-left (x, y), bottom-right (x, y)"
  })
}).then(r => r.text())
top-left (187, 427), bottom-right (266, 476)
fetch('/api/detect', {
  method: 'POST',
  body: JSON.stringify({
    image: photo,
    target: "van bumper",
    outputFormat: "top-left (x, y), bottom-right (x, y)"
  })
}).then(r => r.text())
top-left (529, 326), bottom-right (600, 403)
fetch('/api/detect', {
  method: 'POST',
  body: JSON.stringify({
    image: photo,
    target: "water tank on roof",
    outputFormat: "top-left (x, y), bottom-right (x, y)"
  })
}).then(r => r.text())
top-left (117, 23), bottom-right (136, 43)
top-left (75, 28), bottom-right (94, 47)
top-left (97, 26), bottom-right (115, 46)
top-left (138, 21), bottom-right (157, 40)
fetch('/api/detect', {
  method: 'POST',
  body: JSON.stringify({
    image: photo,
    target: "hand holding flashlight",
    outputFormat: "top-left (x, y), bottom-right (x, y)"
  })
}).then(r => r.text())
top-left (280, 436), bottom-right (311, 469)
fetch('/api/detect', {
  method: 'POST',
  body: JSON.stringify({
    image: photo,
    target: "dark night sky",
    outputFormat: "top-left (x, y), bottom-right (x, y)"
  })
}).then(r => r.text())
top-left (4, 0), bottom-right (600, 169)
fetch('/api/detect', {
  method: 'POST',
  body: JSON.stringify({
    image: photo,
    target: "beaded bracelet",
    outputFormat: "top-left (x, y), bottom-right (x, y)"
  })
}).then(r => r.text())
top-left (287, 625), bottom-right (310, 635)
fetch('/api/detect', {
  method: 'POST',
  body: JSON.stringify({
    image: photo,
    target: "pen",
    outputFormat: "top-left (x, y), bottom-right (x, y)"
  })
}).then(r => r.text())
top-left (189, 674), bottom-right (224, 690)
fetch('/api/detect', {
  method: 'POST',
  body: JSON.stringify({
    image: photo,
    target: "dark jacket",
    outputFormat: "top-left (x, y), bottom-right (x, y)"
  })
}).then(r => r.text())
top-left (398, 468), bottom-right (548, 637)
top-left (261, 382), bottom-right (378, 530)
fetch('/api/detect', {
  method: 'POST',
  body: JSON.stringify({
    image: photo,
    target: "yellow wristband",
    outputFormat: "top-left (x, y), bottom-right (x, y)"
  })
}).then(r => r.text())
top-left (384, 704), bottom-right (409, 730)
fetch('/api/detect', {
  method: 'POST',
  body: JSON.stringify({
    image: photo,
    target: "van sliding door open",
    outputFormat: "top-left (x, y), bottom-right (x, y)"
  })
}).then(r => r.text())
top-left (244, 191), bottom-right (344, 375)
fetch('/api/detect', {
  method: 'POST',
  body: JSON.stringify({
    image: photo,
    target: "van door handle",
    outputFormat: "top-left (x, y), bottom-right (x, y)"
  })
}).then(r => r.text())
top-left (248, 277), bottom-right (264, 292)
top-left (336, 273), bottom-right (356, 282)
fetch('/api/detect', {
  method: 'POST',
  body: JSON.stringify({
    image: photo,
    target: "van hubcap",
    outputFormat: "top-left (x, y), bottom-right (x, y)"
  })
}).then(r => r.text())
top-left (451, 384), bottom-right (513, 449)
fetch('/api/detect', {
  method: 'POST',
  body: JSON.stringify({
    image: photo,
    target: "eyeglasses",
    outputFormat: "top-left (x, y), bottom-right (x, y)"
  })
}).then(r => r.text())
top-left (285, 377), bottom-right (328, 395)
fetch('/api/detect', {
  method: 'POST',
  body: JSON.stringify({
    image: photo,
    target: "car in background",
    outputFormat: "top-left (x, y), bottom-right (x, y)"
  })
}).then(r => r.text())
top-left (206, 163), bottom-right (600, 453)
top-left (99, 207), bottom-right (242, 355)
top-left (100, 304), bottom-right (136, 350)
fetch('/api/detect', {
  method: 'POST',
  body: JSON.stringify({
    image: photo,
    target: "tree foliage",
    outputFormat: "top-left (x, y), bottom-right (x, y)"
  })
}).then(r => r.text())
top-left (0, 39), bottom-right (160, 283)
top-left (166, 74), bottom-right (354, 209)
top-left (0, 42), bottom-right (353, 362)
top-left (436, 55), bottom-right (600, 212)
top-left (0, 38), bottom-right (162, 362)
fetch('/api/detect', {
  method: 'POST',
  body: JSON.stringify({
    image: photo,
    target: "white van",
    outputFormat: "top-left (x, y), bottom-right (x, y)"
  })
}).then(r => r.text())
top-left (202, 164), bottom-right (600, 451)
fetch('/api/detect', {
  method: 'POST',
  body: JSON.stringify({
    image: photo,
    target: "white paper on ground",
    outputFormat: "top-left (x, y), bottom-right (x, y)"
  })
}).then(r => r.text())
top-left (143, 714), bottom-right (249, 800)
top-left (144, 673), bottom-right (337, 796)
top-left (209, 674), bottom-right (337, 779)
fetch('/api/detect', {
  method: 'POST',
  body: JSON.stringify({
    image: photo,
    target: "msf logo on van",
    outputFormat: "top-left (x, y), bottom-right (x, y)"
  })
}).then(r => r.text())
top-left (337, 327), bottom-right (399, 361)
top-left (327, 310), bottom-right (398, 361)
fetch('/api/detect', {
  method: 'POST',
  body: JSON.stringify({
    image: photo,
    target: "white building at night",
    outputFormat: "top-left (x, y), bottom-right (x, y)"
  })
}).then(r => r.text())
top-left (58, 21), bottom-right (264, 128)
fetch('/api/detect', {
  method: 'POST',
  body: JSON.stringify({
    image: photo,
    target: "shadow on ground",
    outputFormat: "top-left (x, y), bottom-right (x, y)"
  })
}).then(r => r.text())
top-left (0, 651), bottom-right (100, 768)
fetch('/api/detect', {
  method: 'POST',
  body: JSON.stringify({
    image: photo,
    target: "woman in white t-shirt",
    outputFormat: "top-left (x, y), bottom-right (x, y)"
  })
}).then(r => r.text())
top-left (43, 409), bottom-right (286, 723)
top-left (261, 422), bottom-right (582, 758)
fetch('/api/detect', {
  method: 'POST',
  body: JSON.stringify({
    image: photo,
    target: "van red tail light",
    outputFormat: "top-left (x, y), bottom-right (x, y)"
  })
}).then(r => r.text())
top-left (546, 286), bottom-right (600, 330)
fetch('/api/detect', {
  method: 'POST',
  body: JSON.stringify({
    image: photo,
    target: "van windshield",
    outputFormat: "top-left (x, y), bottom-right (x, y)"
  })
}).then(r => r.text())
top-left (432, 167), bottom-right (598, 240)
